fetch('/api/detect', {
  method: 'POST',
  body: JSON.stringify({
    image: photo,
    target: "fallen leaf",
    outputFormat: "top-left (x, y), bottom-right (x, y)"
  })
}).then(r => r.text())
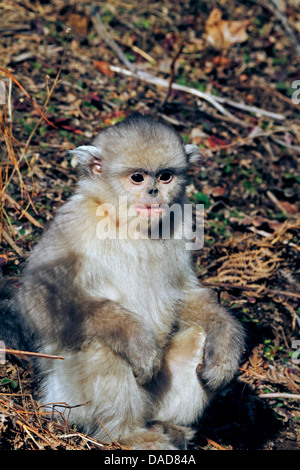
top-left (207, 135), bottom-right (228, 147)
top-left (66, 13), bottom-right (88, 36)
top-left (93, 60), bottom-right (115, 77)
top-left (0, 254), bottom-right (8, 267)
top-left (279, 201), bottom-right (298, 214)
top-left (211, 186), bottom-right (226, 197)
top-left (212, 56), bottom-right (231, 67)
top-left (205, 8), bottom-right (249, 49)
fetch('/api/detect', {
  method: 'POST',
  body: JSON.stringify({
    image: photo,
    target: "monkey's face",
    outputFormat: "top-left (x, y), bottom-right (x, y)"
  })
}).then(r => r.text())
top-left (120, 168), bottom-right (185, 219)
top-left (71, 114), bottom-right (203, 229)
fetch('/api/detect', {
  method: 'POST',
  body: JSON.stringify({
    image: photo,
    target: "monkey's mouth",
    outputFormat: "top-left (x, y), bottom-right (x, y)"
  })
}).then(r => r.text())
top-left (133, 204), bottom-right (164, 217)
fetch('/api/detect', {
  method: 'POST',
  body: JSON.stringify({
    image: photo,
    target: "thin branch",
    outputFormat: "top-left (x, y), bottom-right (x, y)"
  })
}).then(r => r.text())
top-left (0, 348), bottom-right (64, 360)
top-left (57, 433), bottom-right (107, 448)
top-left (266, 190), bottom-right (289, 214)
top-left (91, 8), bottom-right (135, 72)
top-left (198, 433), bottom-right (229, 450)
top-left (270, 137), bottom-right (300, 153)
top-left (259, 0), bottom-right (300, 56)
top-left (109, 65), bottom-right (286, 123)
top-left (0, 67), bottom-right (55, 127)
top-left (1, 229), bottom-right (26, 258)
top-left (212, 94), bottom-right (285, 121)
top-left (200, 280), bottom-right (300, 300)
top-left (109, 65), bottom-right (244, 124)
top-left (258, 393), bottom-right (300, 400)
top-left (3, 193), bottom-right (44, 229)
top-left (162, 37), bottom-right (185, 106)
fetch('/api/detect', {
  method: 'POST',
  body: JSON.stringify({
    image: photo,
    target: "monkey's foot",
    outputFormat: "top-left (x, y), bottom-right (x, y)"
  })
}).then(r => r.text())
top-left (166, 327), bottom-right (206, 373)
top-left (153, 327), bottom-right (210, 425)
top-left (121, 428), bottom-right (179, 450)
top-left (148, 421), bottom-right (195, 449)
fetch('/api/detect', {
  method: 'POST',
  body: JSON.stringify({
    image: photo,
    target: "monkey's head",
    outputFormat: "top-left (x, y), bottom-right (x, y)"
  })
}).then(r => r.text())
top-left (70, 113), bottom-right (203, 224)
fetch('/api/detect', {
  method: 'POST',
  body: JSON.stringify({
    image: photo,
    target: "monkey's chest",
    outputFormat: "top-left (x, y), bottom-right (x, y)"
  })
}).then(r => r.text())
top-left (109, 262), bottom-right (180, 321)
top-left (84, 255), bottom-right (182, 339)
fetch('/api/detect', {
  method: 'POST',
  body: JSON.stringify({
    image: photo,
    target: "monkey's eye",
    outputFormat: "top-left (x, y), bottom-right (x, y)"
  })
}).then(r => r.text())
top-left (158, 172), bottom-right (173, 184)
top-left (130, 173), bottom-right (144, 184)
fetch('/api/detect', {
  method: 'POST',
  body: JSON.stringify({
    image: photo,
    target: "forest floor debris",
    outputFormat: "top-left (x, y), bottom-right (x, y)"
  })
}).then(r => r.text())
top-left (0, 0), bottom-right (299, 450)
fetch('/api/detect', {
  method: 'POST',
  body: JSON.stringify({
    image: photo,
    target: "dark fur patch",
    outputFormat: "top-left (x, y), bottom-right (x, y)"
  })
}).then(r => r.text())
top-left (0, 278), bottom-right (37, 354)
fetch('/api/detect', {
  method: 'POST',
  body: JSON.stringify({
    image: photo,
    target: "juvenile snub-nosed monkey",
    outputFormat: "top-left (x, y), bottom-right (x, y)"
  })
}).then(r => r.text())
top-left (0, 113), bottom-right (244, 450)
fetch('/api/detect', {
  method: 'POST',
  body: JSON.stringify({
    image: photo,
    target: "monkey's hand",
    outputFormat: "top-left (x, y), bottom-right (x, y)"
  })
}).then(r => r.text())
top-left (123, 325), bottom-right (163, 385)
top-left (197, 317), bottom-right (244, 392)
top-left (129, 344), bottom-right (163, 386)
top-left (81, 298), bottom-right (163, 385)
top-left (181, 288), bottom-right (244, 392)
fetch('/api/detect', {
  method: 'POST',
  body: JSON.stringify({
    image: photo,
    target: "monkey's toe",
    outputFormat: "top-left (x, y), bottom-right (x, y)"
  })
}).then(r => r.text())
top-left (121, 428), bottom-right (179, 450)
top-left (166, 327), bottom-right (206, 372)
top-left (148, 421), bottom-right (195, 449)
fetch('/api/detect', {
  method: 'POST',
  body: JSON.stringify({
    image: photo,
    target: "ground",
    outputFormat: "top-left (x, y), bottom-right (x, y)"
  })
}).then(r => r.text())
top-left (0, 0), bottom-right (299, 451)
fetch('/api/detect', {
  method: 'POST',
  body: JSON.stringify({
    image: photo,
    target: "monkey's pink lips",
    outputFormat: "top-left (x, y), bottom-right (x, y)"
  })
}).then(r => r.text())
top-left (133, 204), bottom-right (164, 217)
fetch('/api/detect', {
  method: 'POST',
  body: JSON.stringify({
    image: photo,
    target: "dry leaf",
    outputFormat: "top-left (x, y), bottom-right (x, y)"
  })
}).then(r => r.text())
top-left (278, 200), bottom-right (298, 215)
top-left (66, 13), bottom-right (88, 36)
top-left (93, 60), bottom-right (115, 77)
top-left (205, 248), bottom-right (282, 295)
top-left (0, 254), bottom-right (8, 267)
top-left (205, 8), bottom-right (249, 49)
top-left (212, 56), bottom-right (231, 67)
top-left (211, 186), bottom-right (226, 197)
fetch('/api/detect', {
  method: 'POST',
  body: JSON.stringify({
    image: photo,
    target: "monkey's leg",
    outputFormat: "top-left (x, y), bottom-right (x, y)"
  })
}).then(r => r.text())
top-left (152, 327), bottom-right (212, 428)
top-left (39, 343), bottom-right (179, 450)
top-left (179, 288), bottom-right (245, 391)
top-left (149, 288), bottom-right (244, 446)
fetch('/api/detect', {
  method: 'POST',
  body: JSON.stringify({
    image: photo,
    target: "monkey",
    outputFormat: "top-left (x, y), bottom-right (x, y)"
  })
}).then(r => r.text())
top-left (0, 113), bottom-right (244, 450)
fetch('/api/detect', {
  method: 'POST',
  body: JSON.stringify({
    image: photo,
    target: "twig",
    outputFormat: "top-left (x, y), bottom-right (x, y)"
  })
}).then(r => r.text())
top-left (15, 419), bottom-right (58, 450)
top-left (57, 433), bottom-right (107, 449)
top-left (115, 36), bottom-right (156, 64)
top-left (266, 190), bottom-right (288, 215)
top-left (270, 137), bottom-right (300, 153)
top-left (91, 7), bottom-right (135, 72)
top-left (212, 94), bottom-right (285, 121)
top-left (198, 433), bottom-right (229, 450)
top-left (22, 43), bottom-right (67, 159)
top-left (109, 65), bottom-right (245, 123)
top-left (19, 421), bottom-right (45, 450)
top-left (162, 37), bottom-right (185, 106)
top-left (200, 280), bottom-right (300, 299)
top-left (258, 393), bottom-right (300, 400)
top-left (97, 417), bottom-right (124, 448)
top-left (259, 0), bottom-right (300, 56)
top-left (259, 83), bottom-right (300, 111)
top-left (3, 193), bottom-right (44, 229)
top-left (0, 67), bottom-right (55, 127)
top-left (109, 65), bottom-right (286, 123)
top-left (0, 348), bottom-right (64, 360)
top-left (1, 229), bottom-right (26, 258)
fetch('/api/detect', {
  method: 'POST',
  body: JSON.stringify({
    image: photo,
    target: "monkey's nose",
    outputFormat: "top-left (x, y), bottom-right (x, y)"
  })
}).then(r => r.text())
top-left (148, 187), bottom-right (159, 197)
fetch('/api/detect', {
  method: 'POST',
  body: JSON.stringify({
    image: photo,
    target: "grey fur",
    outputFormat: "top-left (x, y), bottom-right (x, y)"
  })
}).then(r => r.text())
top-left (0, 113), bottom-right (244, 450)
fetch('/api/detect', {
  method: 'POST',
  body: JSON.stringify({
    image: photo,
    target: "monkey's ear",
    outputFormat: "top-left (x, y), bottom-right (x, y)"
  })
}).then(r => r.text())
top-left (185, 144), bottom-right (204, 164)
top-left (69, 145), bottom-right (102, 176)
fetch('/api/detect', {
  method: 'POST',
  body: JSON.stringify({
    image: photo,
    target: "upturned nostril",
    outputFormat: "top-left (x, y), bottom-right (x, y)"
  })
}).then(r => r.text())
top-left (148, 187), bottom-right (159, 196)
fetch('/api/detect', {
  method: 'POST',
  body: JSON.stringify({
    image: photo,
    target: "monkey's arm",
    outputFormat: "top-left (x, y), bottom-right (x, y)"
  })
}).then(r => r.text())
top-left (21, 254), bottom-right (163, 385)
top-left (180, 288), bottom-right (244, 391)
top-left (80, 298), bottom-right (163, 384)
top-left (22, 270), bottom-right (162, 385)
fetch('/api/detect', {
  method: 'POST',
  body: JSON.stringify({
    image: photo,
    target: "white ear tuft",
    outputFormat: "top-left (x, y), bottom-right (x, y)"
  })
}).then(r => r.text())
top-left (185, 144), bottom-right (204, 164)
top-left (69, 145), bottom-right (102, 168)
